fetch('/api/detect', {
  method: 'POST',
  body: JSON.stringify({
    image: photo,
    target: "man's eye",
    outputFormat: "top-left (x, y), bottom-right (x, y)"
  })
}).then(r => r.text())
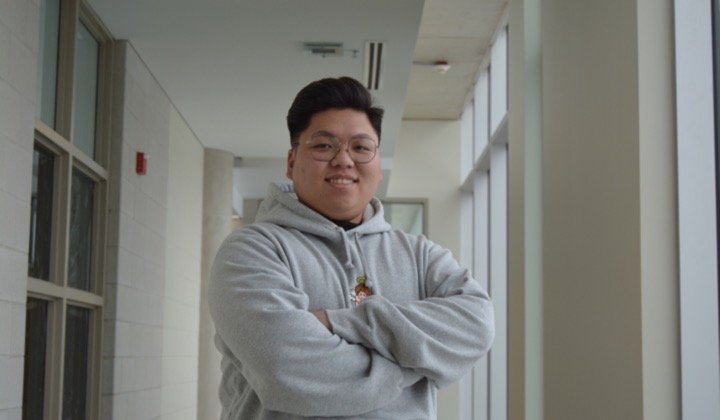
top-left (352, 142), bottom-right (374, 152)
top-left (311, 142), bottom-right (333, 150)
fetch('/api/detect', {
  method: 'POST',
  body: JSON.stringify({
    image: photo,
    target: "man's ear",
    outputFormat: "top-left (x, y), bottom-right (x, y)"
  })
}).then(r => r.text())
top-left (286, 148), bottom-right (295, 180)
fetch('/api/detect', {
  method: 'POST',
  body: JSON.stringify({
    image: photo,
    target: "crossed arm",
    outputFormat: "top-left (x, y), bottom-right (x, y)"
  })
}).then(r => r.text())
top-left (209, 228), bottom-right (494, 416)
top-left (315, 243), bottom-right (495, 387)
top-left (209, 230), bottom-right (424, 417)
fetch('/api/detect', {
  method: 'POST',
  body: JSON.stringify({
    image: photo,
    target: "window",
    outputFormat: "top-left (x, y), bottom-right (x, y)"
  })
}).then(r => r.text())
top-left (460, 23), bottom-right (509, 420)
top-left (382, 199), bottom-right (428, 235)
top-left (676, 0), bottom-right (720, 418)
top-left (24, 1), bottom-right (112, 418)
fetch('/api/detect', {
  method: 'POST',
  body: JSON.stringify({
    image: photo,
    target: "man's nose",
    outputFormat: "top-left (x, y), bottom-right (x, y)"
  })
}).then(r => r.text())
top-left (330, 144), bottom-right (355, 165)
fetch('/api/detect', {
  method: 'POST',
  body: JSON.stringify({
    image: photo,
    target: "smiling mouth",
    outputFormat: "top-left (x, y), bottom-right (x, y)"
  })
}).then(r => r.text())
top-left (327, 178), bottom-right (356, 185)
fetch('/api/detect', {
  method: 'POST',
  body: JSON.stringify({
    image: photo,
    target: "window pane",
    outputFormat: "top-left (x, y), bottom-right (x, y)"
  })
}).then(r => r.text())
top-left (36, 0), bottom-right (61, 128)
top-left (383, 202), bottom-right (425, 235)
top-left (28, 144), bottom-right (55, 281)
top-left (73, 22), bottom-right (99, 159)
top-left (62, 305), bottom-right (90, 420)
top-left (22, 298), bottom-right (49, 420)
top-left (68, 169), bottom-right (94, 291)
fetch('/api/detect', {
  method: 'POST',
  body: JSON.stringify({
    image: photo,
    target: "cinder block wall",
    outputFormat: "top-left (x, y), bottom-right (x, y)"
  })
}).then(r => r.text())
top-left (103, 41), bottom-right (204, 419)
top-left (0, 0), bottom-right (39, 418)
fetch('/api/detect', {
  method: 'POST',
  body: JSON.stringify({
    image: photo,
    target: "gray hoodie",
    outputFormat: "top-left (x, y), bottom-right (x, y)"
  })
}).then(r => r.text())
top-left (209, 182), bottom-right (494, 419)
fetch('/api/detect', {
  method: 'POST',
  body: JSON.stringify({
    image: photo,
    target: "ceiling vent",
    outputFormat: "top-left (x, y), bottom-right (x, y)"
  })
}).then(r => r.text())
top-left (303, 42), bottom-right (343, 57)
top-left (364, 41), bottom-right (385, 91)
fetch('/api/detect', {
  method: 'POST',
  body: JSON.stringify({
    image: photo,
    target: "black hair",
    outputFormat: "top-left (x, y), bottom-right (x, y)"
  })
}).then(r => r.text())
top-left (286, 77), bottom-right (384, 146)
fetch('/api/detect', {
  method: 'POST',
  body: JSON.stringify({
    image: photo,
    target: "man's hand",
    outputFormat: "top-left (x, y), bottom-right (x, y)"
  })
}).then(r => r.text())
top-left (311, 310), bottom-right (333, 332)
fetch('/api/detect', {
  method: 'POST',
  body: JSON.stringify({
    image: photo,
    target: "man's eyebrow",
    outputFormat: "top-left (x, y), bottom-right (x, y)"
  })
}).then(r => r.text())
top-left (310, 130), bottom-right (335, 138)
top-left (350, 133), bottom-right (376, 140)
top-left (310, 130), bottom-right (377, 141)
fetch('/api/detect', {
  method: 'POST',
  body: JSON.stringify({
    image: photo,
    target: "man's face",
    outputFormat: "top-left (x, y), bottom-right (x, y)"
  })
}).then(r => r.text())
top-left (287, 108), bottom-right (383, 223)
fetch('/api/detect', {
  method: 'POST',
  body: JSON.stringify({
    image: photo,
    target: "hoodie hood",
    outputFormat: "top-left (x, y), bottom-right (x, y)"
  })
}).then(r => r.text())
top-left (254, 182), bottom-right (392, 238)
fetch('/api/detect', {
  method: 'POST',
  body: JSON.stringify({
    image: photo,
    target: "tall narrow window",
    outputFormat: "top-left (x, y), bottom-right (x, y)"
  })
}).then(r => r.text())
top-left (24, 1), bottom-right (111, 418)
top-left (22, 298), bottom-right (50, 420)
top-left (73, 21), bottom-right (99, 158)
top-left (62, 306), bottom-right (91, 420)
top-left (68, 169), bottom-right (95, 291)
top-left (36, 0), bottom-right (61, 128)
top-left (676, 0), bottom-right (720, 417)
top-left (28, 144), bottom-right (55, 281)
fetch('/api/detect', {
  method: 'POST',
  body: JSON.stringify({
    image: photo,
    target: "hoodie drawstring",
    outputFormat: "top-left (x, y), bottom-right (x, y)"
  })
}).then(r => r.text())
top-left (340, 229), bottom-right (355, 269)
top-left (339, 231), bottom-right (372, 286)
top-left (353, 233), bottom-right (373, 290)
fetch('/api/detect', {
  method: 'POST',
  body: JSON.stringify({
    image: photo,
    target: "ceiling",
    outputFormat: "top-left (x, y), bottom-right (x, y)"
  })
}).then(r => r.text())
top-left (88, 0), bottom-right (507, 163)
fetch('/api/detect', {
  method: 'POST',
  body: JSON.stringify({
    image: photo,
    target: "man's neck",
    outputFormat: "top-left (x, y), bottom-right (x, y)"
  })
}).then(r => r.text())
top-left (329, 218), bottom-right (361, 231)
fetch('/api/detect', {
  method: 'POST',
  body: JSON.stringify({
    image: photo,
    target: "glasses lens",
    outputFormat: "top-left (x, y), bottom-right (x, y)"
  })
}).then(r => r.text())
top-left (307, 136), bottom-right (377, 163)
top-left (348, 138), bottom-right (377, 163)
top-left (307, 136), bottom-right (337, 161)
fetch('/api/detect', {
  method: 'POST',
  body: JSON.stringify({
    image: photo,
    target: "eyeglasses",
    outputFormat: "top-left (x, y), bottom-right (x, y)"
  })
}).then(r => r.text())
top-left (301, 135), bottom-right (379, 163)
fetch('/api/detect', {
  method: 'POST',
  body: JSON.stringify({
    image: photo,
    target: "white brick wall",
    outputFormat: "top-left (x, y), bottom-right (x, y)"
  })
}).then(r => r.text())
top-left (103, 42), bottom-right (203, 420)
top-left (0, 0), bottom-right (38, 418)
top-left (103, 42), bottom-right (169, 420)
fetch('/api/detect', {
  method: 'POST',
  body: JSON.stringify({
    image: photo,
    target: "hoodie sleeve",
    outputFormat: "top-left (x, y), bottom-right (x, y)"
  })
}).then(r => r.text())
top-left (326, 239), bottom-right (495, 388)
top-left (208, 228), bottom-right (423, 417)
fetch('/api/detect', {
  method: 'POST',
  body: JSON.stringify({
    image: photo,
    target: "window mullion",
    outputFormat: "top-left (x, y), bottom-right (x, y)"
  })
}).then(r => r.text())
top-left (54, 153), bottom-right (72, 289)
top-left (46, 296), bottom-right (68, 420)
top-left (55, 0), bottom-right (79, 140)
top-left (65, 288), bottom-right (103, 307)
top-left (27, 278), bottom-right (65, 299)
top-left (36, 120), bottom-right (73, 150)
top-left (72, 146), bottom-right (109, 179)
top-left (86, 306), bottom-right (103, 419)
top-left (92, 178), bottom-right (107, 296)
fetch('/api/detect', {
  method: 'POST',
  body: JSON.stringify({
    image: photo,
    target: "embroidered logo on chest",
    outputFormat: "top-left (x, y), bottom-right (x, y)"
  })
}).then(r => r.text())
top-left (350, 275), bottom-right (372, 305)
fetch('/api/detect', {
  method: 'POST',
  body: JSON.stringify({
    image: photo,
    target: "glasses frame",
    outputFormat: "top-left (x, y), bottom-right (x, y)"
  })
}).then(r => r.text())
top-left (298, 135), bottom-right (379, 164)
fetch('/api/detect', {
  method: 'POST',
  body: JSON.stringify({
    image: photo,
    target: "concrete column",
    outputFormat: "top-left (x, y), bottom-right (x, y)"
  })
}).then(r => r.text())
top-left (198, 148), bottom-right (234, 420)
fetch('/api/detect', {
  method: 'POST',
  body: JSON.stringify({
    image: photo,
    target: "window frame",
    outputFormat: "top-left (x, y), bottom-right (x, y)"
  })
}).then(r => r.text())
top-left (460, 18), bottom-right (509, 420)
top-left (25, 1), bottom-right (114, 418)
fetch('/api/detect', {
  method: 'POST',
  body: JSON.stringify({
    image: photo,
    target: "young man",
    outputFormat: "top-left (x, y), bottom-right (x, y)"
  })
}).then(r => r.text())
top-left (209, 77), bottom-right (495, 419)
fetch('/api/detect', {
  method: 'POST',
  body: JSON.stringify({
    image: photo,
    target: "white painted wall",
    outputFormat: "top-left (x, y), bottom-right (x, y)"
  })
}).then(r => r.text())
top-left (388, 120), bottom-right (462, 256)
top-left (0, 0), bottom-right (38, 418)
top-left (387, 119), bottom-right (463, 419)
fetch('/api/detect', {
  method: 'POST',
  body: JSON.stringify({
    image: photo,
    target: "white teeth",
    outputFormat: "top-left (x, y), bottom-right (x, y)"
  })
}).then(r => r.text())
top-left (329, 178), bottom-right (354, 184)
